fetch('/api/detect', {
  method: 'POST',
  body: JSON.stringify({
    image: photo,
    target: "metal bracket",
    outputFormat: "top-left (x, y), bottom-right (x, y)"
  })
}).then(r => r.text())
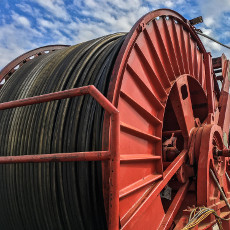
top-left (189, 16), bottom-right (203, 25)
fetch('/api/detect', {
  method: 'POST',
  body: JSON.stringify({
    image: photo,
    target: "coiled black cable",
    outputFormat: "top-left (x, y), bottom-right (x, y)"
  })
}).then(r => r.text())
top-left (0, 33), bottom-right (126, 230)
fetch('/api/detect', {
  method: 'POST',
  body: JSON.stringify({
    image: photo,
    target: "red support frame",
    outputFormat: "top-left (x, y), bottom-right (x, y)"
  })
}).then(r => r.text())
top-left (0, 85), bottom-right (120, 230)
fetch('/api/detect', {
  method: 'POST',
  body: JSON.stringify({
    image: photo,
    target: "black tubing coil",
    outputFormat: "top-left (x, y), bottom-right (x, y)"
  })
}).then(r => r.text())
top-left (0, 33), bottom-right (126, 230)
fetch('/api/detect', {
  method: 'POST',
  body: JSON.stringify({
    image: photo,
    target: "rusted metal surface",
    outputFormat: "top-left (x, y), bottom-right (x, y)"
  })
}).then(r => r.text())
top-left (100, 7), bottom-right (227, 229)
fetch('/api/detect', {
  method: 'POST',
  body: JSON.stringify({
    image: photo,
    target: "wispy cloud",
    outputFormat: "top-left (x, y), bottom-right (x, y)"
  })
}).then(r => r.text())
top-left (11, 11), bottom-right (31, 27)
top-left (0, 8), bottom-right (43, 68)
top-left (15, 3), bottom-right (39, 16)
top-left (197, 0), bottom-right (230, 28)
top-left (196, 0), bottom-right (230, 57)
top-left (33, 0), bottom-right (70, 21)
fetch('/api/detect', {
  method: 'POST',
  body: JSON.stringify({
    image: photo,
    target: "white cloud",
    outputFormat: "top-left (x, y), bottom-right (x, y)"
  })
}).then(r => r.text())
top-left (196, 0), bottom-right (230, 58)
top-left (32, 0), bottom-right (70, 21)
top-left (198, 0), bottom-right (230, 25)
top-left (11, 12), bottom-right (31, 27)
top-left (16, 3), bottom-right (36, 15)
top-left (0, 11), bottom-right (43, 69)
top-left (204, 17), bottom-right (215, 27)
top-left (144, 0), bottom-right (185, 8)
top-left (165, 1), bottom-right (174, 8)
top-left (38, 18), bottom-right (56, 29)
top-left (72, 0), bottom-right (151, 39)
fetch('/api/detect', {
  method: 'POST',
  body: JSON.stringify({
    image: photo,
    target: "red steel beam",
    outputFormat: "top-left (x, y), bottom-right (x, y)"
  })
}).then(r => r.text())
top-left (204, 52), bottom-right (215, 114)
top-left (109, 111), bottom-right (120, 230)
top-left (121, 150), bottom-right (187, 226)
top-left (0, 151), bottom-right (110, 163)
top-left (162, 130), bottom-right (182, 136)
top-left (174, 216), bottom-right (189, 230)
top-left (0, 85), bottom-right (118, 115)
top-left (159, 180), bottom-right (190, 230)
top-left (0, 86), bottom-right (91, 109)
top-left (218, 59), bottom-right (230, 146)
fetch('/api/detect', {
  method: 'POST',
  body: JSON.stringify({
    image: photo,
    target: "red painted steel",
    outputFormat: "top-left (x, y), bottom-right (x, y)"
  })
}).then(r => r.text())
top-left (204, 52), bottom-right (215, 114)
top-left (218, 59), bottom-right (230, 147)
top-left (174, 54), bottom-right (230, 228)
top-left (159, 180), bottom-right (190, 229)
top-left (174, 216), bottom-right (189, 230)
top-left (119, 150), bottom-right (187, 228)
top-left (109, 111), bottom-right (120, 230)
top-left (104, 8), bottom-right (230, 229)
top-left (0, 151), bottom-right (111, 163)
top-left (103, 8), bottom-right (209, 229)
top-left (170, 76), bottom-right (195, 146)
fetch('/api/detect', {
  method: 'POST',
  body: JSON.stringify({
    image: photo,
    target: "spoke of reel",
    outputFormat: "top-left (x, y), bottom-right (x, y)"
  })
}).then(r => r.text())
top-left (120, 90), bottom-right (162, 126)
top-left (120, 154), bottom-right (161, 162)
top-left (120, 122), bottom-right (161, 142)
top-left (179, 25), bottom-right (189, 74)
top-left (119, 174), bottom-right (163, 199)
top-left (162, 17), bottom-right (181, 76)
top-left (171, 18), bottom-right (185, 74)
top-left (199, 53), bottom-right (204, 85)
top-left (142, 29), bottom-right (171, 87)
top-left (152, 19), bottom-right (175, 80)
top-left (187, 32), bottom-right (194, 76)
top-left (193, 42), bottom-right (198, 79)
top-left (126, 64), bottom-right (165, 110)
top-left (159, 181), bottom-right (190, 230)
top-left (134, 44), bottom-right (168, 98)
top-left (170, 76), bottom-right (195, 143)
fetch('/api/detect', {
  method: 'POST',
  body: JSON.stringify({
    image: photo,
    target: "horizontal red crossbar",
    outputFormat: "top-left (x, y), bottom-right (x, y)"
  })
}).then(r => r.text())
top-left (0, 151), bottom-right (111, 163)
top-left (0, 85), bottom-right (118, 114)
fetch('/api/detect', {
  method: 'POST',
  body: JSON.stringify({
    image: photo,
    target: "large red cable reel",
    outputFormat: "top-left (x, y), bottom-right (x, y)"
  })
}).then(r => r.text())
top-left (1, 9), bottom-right (230, 230)
top-left (102, 9), bottom-right (230, 230)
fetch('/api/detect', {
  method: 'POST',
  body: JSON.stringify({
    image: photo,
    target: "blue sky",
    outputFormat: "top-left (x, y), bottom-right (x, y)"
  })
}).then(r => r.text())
top-left (0, 0), bottom-right (230, 69)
